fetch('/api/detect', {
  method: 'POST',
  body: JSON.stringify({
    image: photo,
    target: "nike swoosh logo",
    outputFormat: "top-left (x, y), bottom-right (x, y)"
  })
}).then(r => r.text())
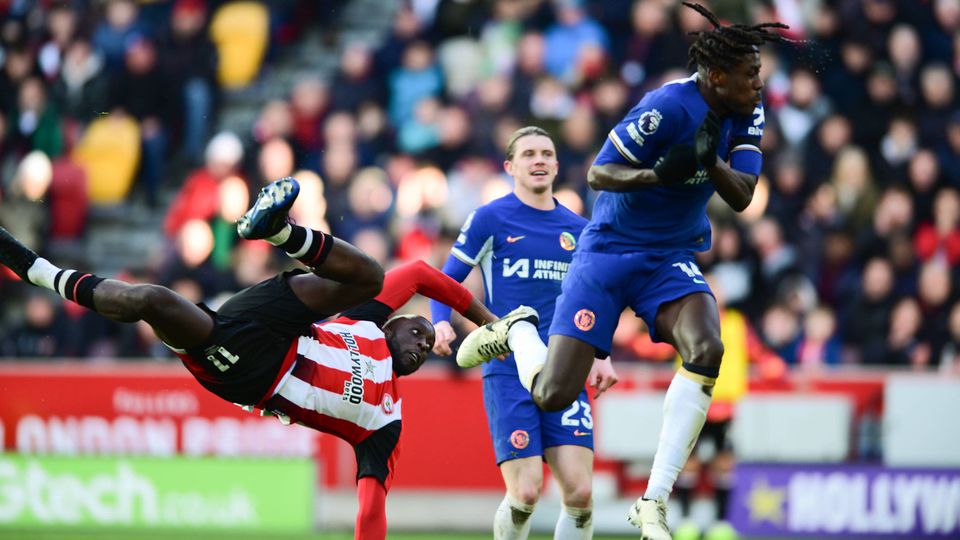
top-left (573, 430), bottom-right (591, 437)
top-left (506, 235), bottom-right (526, 243)
top-left (693, 278), bottom-right (706, 284)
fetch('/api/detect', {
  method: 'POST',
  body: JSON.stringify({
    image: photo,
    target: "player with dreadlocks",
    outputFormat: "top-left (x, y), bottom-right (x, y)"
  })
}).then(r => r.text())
top-left (454, 3), bottom-right (787, 539)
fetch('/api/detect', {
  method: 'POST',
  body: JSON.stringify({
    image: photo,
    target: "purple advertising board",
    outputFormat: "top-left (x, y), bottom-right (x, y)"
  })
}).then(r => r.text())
top-left (730, 463), bottom-right (960, 538)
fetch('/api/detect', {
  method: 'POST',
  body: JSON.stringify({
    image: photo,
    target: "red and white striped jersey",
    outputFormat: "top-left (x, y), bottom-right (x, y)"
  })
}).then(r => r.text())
top-left (263, 316), bottom-right (402, 445)
top-left (247, 259), bottom-right (475, 446)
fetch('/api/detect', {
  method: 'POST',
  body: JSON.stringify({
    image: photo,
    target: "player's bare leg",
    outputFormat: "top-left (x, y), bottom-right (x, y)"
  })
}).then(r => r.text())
top-left (0, 226), bottom-right (214, 350)
top-left (629, 292), bottom-right (723, 540)
top-left (545, 445), bottom-right (594, 539)
top-left (494, 457), bottom-right (541, 540)
top-left (531, 335), bottom-right (597, 411)
top-left (88, 281), bottom-right (214, 348)
top-left (238, 176), bottom-right (384, 315)
top-left (286, 235), bottom-right (384, 315)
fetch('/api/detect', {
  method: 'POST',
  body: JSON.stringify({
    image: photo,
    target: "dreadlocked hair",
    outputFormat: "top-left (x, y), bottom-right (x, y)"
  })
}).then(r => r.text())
top-left (683, 2), bottom-right (788, 72)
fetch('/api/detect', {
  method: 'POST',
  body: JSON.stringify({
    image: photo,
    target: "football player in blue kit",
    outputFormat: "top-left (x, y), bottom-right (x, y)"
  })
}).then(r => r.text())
top-left (457, 4), bottom-right (788, 539)
top-left (431, 126), bottom-right (619, 540)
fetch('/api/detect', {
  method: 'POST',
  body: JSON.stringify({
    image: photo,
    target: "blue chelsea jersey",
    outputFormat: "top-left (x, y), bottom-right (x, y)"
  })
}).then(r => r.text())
top-left (584, 73), bottom-right (765, 254)
top-left (452, 193), bottom-right (587, 376)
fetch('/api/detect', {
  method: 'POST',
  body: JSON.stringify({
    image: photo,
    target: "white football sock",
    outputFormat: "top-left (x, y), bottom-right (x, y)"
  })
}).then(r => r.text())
top-left (26, 258), bottom-right (61, 290)
top-left (554, 504), bottom-right (593, 540)
top-left (493, 494), bottom-right (535, 540)
top-left (507, 320), bottom-right (547, 391)
top-left (645, 370), bottom-right (714, 502)
top-left (264, 223), bottom-right (293, 246)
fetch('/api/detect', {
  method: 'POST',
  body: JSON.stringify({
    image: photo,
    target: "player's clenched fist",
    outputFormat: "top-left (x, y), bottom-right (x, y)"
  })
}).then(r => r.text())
top-left (652, 144), bottom-right (698, 185)
top-left (696, 110), bottom-right (721, 167)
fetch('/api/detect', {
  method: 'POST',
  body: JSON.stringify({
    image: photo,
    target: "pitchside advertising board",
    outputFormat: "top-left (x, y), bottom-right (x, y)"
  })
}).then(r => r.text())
top-left (731, 463), bottom-right (960, 538)
top-left (0, 363), bottom-right (316, 532)
top-left (0, 362), bottom-right (505, 490)
top-left (0, 364), bottom-right (318, 457)
top-left (0, 454), bottom-right (313, 531)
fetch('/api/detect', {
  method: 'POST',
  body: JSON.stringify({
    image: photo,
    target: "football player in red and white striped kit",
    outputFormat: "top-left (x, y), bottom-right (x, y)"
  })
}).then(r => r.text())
top-left (0, 177), bottom-right (497, 540)
top-left (249, 257), bottom-right (494, 540)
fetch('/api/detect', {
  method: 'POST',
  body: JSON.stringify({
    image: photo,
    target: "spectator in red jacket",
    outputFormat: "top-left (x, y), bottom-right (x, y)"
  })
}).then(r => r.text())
top-left (164, 130), bottom-right (245, 238)
top-left (915, 186), bottom-right (960, 266)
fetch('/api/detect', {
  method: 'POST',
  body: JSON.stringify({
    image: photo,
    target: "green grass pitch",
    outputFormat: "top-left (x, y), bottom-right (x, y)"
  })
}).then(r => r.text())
top-left (0, 532), bottom-right (644, 540)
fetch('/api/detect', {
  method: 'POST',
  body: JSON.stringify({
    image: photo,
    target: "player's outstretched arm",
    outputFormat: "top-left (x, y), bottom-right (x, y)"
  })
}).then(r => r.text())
top-left (459, 295), bottom-right (497, 328)
top-left (430, 255), bottom-right (475, 355)
top-left (375, 260), bottom-right (497, 328)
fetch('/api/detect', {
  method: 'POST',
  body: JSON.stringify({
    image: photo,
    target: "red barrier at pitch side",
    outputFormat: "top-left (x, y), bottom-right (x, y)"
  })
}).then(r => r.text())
top-left (0, 362), bottom-right (506, 490)
top-left (0, 362), bottom-right (892, 493)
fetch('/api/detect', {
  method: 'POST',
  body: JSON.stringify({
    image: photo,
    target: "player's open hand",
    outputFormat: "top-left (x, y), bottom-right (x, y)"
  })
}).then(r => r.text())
top-left (432, 320), bottom-right (457, 356)
top-left (652, 144), bottom-right (698, 185)
top-left (587, 357), bottom-right (619, 399)
top-left (696, 110), bottom-right (721, 167)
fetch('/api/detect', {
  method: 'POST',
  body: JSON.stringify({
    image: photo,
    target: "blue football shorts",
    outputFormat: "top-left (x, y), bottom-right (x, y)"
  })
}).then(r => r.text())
top-left (549, 248), bottom-right (714, 356)
top-left (483, 371), bottom-right (594, 464)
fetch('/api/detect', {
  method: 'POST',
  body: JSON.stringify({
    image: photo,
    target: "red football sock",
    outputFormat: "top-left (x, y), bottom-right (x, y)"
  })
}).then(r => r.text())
top-left (355, 477), bottom-right (387, 540)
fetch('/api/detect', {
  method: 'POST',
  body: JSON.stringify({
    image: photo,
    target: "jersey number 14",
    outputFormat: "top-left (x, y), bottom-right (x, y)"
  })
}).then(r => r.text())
top-left (672, 261), bottom-right (706, 284)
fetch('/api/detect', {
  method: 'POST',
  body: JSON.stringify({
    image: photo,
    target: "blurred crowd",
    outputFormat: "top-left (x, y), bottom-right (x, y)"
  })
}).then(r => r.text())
top-left (0, 0), bottom-right (958, 375)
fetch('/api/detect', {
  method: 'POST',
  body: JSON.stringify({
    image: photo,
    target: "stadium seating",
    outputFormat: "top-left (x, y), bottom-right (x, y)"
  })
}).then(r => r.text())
top-left (72, 115), bottom-right (141, 205)
top-left (209, 1), bottom-right (269, 89)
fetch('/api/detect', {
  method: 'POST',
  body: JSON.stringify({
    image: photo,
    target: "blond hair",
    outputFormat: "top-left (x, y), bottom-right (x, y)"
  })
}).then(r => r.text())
top-left (505, 126), bottom-right (552, 160)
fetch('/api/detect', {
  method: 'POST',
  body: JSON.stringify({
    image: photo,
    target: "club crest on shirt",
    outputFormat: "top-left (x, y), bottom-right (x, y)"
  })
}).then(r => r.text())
top-left (638, 109), bottom-right (662, 135)
top-left (574, 309), bottom-right (596, 331)
top-left (381, 393), bottom-right (394, 414)
top-left (510, 429), bottom-right (529, 449)
top-left (559, 231), bottom-right (577, 251)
